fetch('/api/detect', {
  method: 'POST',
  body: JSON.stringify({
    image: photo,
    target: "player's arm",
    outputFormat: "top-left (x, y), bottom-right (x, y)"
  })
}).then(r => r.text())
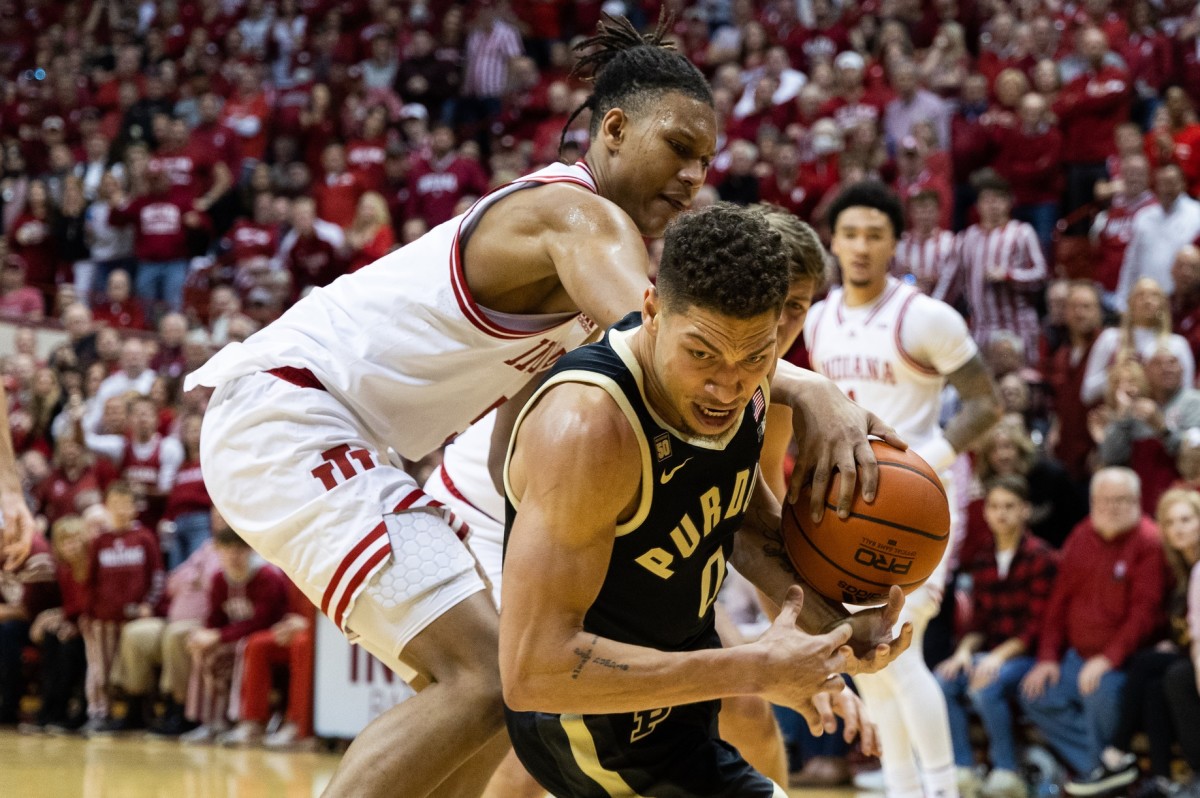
top-left (501, 384), bottom-right (851, 715)
top-left (729, 474), bottom-right (912, 669)
top-left (941, 353), bottom-right (1003, 462)
top-left (0, 384), bottom-right (34, 571)
top-left (768, 360), bottom-right (907, 520)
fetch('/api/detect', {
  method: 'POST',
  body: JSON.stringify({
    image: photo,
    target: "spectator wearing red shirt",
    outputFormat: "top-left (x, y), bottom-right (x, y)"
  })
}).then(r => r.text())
top-left (758, 140), bottom-right (814, 223)
top-left (33, 434), bottom-right (104, 529)
top-left (109, 166), bottom-right (210, 314)
top-left (90, 269), bottom-right (149, 331)
top-left (191, 93), bottom-right (241, 179)
top-left (150, 118), bottom-right (233, 212)
top-left (312, 143), bottom-right (366, 229)
top-left (1053, 28), bottom-right (1132, 219)
top-left (81, 483), bottom-right (165, 729)
top-left (1020, 467), bottom-right (1168, 786)
top-left (1123, 2), bottom-right (1174, 127)
top-left (976, 11), bottom-right (1026, 88)
top-left (183, 527), bottom-right (288, 741)
top-left (405, 124), bottom-right (488, 228)
top-left (346, 192), bottom-right (396, 273)
top-left (1091, 154), bottom-right (1156, 296)
top-left (992, 93), bottom-right (1063, 256)
top-left (1046, 282), bottom-right (1105, 485)
top-left (276, 197), bottom-right (348, 300)
top-left (221, 70), bottom-right (271, 169)
top-left (346, 106), bottom-right (390, 194)
top-left (8, 180), bottom-right (59, 310)
top-left (0, 255), bottom-right (45, 321)
top-left (219, 192), bottom-right (280, 286)
top-left (33, 516), bottom-right (90, 731)
top-left (819, 51), bottom-right (889, 134)
top-left (1145, 88), bottom-right (1200, 198)
top-left (727, 75), bottom-right (790, 145)
top-left (894, 138), bottom-right (954, 233)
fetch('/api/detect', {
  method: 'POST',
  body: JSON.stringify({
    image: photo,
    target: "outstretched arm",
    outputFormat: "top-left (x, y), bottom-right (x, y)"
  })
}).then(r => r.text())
top-left (0, 384), bottom-right (33, 571)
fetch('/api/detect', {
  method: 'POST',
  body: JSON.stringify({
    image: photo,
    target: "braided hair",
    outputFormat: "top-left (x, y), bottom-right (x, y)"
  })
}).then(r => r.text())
top-left (560, 13), bottom-right (713, 157)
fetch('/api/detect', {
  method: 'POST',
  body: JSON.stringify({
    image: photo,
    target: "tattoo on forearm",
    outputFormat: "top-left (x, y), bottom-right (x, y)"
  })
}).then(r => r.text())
top-left (570, 635), bottom-right (629, 679)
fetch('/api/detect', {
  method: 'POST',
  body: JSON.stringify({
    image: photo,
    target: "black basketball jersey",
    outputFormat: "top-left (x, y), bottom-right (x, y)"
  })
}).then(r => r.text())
top-left (501, 312), bottom-right (782, 798)
top-left (504, 311), bottom-right (769, 653)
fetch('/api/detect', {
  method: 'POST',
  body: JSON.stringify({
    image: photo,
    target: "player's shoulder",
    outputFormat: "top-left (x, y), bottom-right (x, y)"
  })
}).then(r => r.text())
top-left (902, 289), bottom-right (968, 332)
top-left (519, 380), bottom-right (642, 475)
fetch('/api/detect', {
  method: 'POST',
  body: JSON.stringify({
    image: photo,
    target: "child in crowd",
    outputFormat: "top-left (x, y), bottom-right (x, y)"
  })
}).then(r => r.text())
top-left (218, 574), bottom-right (315, 749)
top-left (81, 481), bottom-right (163, 733)
top-left (30, 516), bottom-right (90, 731)
top-left (181, 526), bottom-right (287, 743)
top-left (936, 475), bottom-right (1059, 798)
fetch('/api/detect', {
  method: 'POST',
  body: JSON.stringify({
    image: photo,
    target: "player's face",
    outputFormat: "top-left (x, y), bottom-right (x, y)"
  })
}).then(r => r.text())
top-left (604, 93), bottom-right (717, 238)
top-left (983, 487), bottom-right (1029, 537)
top-left (777, 277), bottom-right (815, 353)
top-left (645, 295), bottom-right (778, 439)
top-left (830, 207), bottom-right (896, 292)
top-left (1161, 498), bottom-right (1200, 561)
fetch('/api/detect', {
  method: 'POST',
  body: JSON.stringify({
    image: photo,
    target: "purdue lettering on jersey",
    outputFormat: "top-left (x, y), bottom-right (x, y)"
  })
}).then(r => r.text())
top-left (505, 313), bottom-right (769, 652)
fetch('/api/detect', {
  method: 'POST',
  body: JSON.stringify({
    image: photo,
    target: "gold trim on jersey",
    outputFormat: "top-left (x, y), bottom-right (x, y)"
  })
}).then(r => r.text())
top-left (504, 371), bottom-right (655, 538)
top-left (559, 714), bottom-right (650, 798)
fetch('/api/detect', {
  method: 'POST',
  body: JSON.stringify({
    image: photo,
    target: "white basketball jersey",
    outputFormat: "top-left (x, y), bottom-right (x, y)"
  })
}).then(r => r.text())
top-left (804, 278), bottom-right (976, 449)
top-left (186, 162), bottom-right (601, 460)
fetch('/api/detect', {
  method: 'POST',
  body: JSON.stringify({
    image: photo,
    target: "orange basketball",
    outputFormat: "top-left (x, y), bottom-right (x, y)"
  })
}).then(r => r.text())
top-left (782, 440), bottom-right (950, 606)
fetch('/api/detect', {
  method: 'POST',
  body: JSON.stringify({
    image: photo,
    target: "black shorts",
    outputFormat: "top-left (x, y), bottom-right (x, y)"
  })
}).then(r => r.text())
top-left (505, 699), bottom-right (783, 798)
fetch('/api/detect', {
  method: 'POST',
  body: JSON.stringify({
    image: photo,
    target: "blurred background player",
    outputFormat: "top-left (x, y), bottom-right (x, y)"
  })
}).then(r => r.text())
top-left (805, 181), bottom-right (1003, 798)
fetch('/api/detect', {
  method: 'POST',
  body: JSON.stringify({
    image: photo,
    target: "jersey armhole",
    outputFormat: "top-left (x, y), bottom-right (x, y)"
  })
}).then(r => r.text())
top-left (894, 293), bottom-right (942, 377)
top-left (504, 370), bottom-right (654, 538)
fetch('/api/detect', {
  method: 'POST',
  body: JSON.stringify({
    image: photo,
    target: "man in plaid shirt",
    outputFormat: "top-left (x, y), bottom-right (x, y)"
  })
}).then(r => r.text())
top-left (935, 475), bottom-right (1059, 797)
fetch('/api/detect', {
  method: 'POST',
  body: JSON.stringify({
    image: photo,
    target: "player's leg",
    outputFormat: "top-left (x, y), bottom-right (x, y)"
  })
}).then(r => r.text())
top-left (201, 374), bottom-right (507, 797)
top-left (854, 591), bottom-right (958, 798)
top-left (328, 591), bottom-right (507, 798)
top-left (424, 466), bottom-right (547, 798)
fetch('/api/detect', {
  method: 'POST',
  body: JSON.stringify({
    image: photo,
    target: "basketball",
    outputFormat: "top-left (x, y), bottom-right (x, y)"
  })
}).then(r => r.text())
top-left (781, 440), bottom-right (951, 606)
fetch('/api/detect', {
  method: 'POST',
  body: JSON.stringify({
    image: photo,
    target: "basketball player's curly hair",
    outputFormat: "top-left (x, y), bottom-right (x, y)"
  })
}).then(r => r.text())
top-left (560, 13), bottom-right (713, 156)
top-left (826, 180), bottom-right (907, 239)
top-left (657, 203), bottom-right (789, 319)
top-left (751, 204), bottom-right (828, 289)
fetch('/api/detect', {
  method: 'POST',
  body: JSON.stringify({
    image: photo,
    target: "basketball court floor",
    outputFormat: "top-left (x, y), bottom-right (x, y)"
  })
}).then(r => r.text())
top-left (0, 730), bottom-right (871, 798)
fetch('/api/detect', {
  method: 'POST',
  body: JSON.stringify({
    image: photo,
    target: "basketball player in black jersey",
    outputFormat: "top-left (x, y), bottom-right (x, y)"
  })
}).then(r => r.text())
top-left (500, 204), bottom-right (912, 797)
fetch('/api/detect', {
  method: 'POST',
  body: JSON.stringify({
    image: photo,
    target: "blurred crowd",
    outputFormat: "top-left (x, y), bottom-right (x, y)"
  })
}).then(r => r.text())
top-left (0, 0), bottom-right (1199, 791)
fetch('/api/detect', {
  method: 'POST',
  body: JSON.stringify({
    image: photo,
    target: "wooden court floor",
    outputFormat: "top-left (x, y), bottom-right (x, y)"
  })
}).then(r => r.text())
top-left (0, 730), bottom-right (869, 798)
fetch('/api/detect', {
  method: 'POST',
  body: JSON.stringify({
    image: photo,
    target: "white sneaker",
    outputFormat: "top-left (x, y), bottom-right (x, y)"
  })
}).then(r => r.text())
top-left (262, 722), bottom-right (314, 751)
top-left (959, 766), bottom-right (984, 798)
top-left (180, 722), bottom-right (229, 745)
top-left (853, 768), bottom-right (886, 793)
top-left (217, 721), bottom-right (263, 747)
top-left (982, 768), bottom-right (1029, 798)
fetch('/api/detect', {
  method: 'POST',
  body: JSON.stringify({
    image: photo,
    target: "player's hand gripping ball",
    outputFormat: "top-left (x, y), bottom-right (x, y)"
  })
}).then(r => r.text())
top-left (781, 440), bottom-right (950, 606)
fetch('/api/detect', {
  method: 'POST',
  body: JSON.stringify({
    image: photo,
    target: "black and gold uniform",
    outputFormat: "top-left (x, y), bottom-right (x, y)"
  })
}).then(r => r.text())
top-left (503, 313), bottom-right (784, 798)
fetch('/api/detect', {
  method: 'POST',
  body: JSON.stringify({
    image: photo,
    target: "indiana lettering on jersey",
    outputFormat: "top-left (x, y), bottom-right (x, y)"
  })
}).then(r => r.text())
top-left (98, 540), bottom-right (148, 568)
top-left (634, 468), bottom-right (754, 579)
top-left (504, 337), bottom-right (568, 375)
top-left (817, 354), bottom-right (898, 385)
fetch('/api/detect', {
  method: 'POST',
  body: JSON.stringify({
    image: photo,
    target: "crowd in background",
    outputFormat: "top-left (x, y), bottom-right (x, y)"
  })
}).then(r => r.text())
top-left (0, 0), bottom-right (1199, 792)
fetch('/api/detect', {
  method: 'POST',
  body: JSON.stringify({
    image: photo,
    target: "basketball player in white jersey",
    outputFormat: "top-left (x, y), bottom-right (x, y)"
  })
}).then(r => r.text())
top-left (186, 18), bottom-right (908, 798)
top-left (425, 206), bottom-right (830, 797)
top-left (804, 181), bottom-right (1002, 798)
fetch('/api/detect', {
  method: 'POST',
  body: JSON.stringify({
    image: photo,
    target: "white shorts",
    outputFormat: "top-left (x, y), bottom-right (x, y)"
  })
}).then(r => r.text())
top-left (424, 464), bottom-right (505, 607)
top-left (200, 370), bottom-right (486, 682)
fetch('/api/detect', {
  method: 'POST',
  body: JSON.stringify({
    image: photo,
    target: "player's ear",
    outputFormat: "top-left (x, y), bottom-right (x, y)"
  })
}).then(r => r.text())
top-left (599, 107), bottom-right (628, 153)
top-left (642, 287), bottom-right (660, 331)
